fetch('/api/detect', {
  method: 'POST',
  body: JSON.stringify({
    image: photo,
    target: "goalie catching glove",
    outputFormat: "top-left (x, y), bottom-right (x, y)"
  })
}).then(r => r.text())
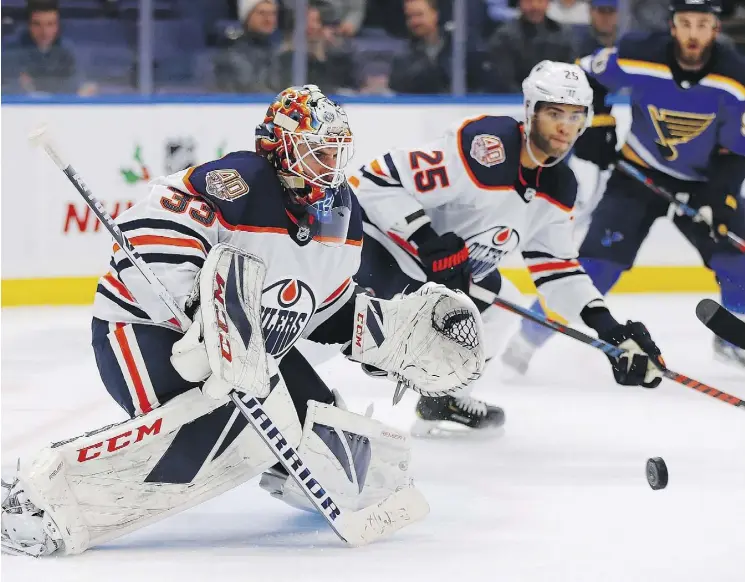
top-left (171, 243), bottom-right (274, 401)
top-left (347, 283), bottom-right (486, 397)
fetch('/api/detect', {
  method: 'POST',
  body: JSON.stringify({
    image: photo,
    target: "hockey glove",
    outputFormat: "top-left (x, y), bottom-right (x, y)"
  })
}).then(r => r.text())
top-left (571, 124), bottom-right (618, 170)
top-left (417, 232), bottom-right (471, 293)
top-left (598, 321), bottom-right (664, 388)
top-left (694, 193), bottom-right (739, 242)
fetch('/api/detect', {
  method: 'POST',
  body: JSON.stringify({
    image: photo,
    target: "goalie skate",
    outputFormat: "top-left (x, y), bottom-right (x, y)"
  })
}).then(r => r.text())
top-left (411, 395), bottom-right (505, 437)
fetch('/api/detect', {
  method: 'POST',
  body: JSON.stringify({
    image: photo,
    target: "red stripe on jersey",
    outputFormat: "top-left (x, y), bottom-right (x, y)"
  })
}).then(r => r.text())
top-left (387, 231), bottom-right (418, 256)
top-left (536, 192), bottom-right (573, 213)
top-left (114, 327), bottom-right (153, 415)
top-left (104, 272), bottom-right (135, 302)
top-left (323, 278), bottom-right (351, 305)
top-left (528, 260), bottom-right (580, 274)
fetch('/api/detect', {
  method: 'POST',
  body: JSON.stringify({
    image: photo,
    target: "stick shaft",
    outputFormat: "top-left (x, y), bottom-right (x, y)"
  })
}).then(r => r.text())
top-left (470, 284), bottom-right (745, 410)
top-left (617, 160), bottom-right (745, 253)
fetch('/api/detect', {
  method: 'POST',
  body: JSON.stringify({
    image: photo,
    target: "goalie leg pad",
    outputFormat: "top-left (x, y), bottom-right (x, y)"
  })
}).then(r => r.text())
top-left (5, 381), bottom-right (301, 556)
top-left (261, 400), bottom-right (414, 514)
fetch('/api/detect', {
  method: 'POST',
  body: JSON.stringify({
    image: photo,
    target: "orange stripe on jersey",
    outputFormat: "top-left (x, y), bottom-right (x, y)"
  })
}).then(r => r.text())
top-left (323, 278), bottom-right (351, 305)
top-left (114, 327), bottom-right (153, 415)
top-left (215, 210), bottom-right (289, 235)
top-left (370, 159), bottom-right (388, 178)
top-left (528, 260), bottom-right (580, 274)
top-left (457, 116), bottom-right (515, 192)
top-left (104, 272), bottom-right (135, 302)
top-left (348, 175), bottom-right (360, 189)
top-left (182, 167), bottom-right (199, 196)
top-left (536, 192), bottom-right (573, 213)
top-left (113, 235), bottom-right (206, 254)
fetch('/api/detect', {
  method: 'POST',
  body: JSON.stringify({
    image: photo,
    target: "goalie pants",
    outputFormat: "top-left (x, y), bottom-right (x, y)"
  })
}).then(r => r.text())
top-left (578, 165), bottom-right (745, 312)
top-left (91, 318), bottom-right (334, 421)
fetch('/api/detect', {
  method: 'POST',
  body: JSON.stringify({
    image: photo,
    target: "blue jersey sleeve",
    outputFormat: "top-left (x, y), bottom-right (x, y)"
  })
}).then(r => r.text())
top-left (578, 46), bottom-right (629, 93)
top-left (717, 90), bottom-right (745, 157)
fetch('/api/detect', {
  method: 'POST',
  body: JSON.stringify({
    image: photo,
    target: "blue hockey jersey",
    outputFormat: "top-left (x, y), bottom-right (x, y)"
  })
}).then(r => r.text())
top-left (579, 32), bottom-right (745, 182)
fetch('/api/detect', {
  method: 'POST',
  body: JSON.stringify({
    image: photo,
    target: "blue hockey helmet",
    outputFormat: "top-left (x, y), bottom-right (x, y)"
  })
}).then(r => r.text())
top-left (669, 0), bottom-right (721, 16)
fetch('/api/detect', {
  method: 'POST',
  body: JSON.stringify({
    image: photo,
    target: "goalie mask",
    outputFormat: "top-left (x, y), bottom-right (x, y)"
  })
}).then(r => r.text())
top-left (256, 85), bottom-right (355, 246)
top-left (522, 61), bottom-right (594, 168)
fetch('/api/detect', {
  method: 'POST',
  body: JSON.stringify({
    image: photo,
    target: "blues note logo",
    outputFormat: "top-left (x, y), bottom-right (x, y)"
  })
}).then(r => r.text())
top-left (647, 105), bottom-right (715, 161)
top-left (601, 230), bottom-right (624, 247)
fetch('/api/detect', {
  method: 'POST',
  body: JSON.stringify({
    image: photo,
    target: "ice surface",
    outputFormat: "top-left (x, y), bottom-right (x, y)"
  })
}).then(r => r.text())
top-left (2, 295), bottom-right (744, 582)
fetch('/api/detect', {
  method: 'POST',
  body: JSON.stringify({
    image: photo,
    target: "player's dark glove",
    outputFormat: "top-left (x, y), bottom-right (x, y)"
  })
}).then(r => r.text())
top-left (694, 193), bottom-right (739, 242)
top-left (598, 321), bottom-right (664, 388)
top-left (572, 124), bottom-right (618, 170)
top-left (417, 232), bottom-right (471, 293)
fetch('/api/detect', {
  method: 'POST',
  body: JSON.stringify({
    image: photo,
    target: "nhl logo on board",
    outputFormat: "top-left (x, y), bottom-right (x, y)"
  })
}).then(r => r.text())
top-left (205, 169), bottom-right (249, 201)
top-left (470, 134), bottom-right (505, 167)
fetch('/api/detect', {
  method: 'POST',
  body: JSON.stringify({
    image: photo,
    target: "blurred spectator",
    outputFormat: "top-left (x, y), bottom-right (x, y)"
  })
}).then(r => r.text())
top-left (1, 0), bottom-right (96, 96)
top-left (278, 0), bottom-right (365, 36)
top-left (547, 0), bottom-right (590, 25)
top-left (389, 0), bottom-right (452, 93)
top-left (576, 0), bottom-right (617, 55)
top-left (482, 0), bottom-right (575, 92)
top-left (485, 0), bottom-right (520, 25)
top-left (358, 61), bottom-right (394, 95)
top-left (214, 0), bottom-right (280, 93)
top-left (627, 0), bottom-right (669, 32)
top-left (278, 6), bottom-right (357, 94)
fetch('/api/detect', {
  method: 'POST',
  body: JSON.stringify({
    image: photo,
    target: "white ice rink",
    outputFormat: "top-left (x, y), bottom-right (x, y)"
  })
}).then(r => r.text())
top-left (2, 294), bottom-right (744, 582)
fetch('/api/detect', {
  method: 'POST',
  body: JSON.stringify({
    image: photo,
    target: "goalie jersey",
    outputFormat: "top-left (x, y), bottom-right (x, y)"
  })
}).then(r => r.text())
top-left (92, 151), bottom-right (363, 358)
top-left (350, 115), bottom-right (605, 321)
top-left (579, 31), bottom-right (745, 182)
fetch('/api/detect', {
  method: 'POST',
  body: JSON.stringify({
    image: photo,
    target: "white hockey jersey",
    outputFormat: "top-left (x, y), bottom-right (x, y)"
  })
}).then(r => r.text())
top-left (92, 151), bottom-right (362, 358)
top-left (350, 115), bottom-right (604, 322)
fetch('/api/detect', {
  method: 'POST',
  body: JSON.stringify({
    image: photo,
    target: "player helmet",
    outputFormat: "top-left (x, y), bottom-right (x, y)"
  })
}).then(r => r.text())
top-left (521, 60), bottom-right (594, 167)
top-left (256, 85), bottom-right (355, 246)
top-left (669, 0), bottom-right (721, 16)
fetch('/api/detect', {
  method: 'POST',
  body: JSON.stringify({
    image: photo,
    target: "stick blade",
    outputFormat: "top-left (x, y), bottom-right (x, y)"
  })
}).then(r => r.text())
top-left (336, 485), bottom-right (430, 547)
top-left (696, 299), bottom-right (745, 349)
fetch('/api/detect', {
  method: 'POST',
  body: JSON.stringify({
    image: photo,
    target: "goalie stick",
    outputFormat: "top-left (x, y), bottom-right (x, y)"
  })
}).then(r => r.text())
top-left (469, 284), bottom-right (745, 411)
top-left (696, 299), bottom-right (745, 350)
top-left (29, 126), bottom-right (428, 547)
top-left (616, 160), bottom-right (745, 254)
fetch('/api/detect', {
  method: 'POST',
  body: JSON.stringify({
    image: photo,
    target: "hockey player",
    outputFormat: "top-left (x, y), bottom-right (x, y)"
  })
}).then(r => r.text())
top-left (503, 0), bottom-right (745, 373)
top-left (351, 61), bottom-right (665, 436)
top-left (1, 85), bottom-right (486, 556)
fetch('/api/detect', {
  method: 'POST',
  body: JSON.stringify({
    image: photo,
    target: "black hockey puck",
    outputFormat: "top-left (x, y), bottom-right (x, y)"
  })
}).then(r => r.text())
top-left (646, 457), bottom-right (668, 490)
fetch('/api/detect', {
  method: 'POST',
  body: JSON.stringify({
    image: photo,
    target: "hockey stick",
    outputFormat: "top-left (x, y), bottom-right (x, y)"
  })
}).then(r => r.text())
top-left (616, 160), bottom-right (745, 253)
top-left (696, 298), bottom-right (745, 350)
top-left (30, 126), bottom-right (428, 547)
top-left (469, 283), bottom-right (745, 411)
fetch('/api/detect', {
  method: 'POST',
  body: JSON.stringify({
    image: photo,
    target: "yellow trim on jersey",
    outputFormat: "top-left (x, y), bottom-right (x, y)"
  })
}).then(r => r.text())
top-left (0, 267), bottom-right (719, 307)
top-left (617, 58), bottom-right (672, 79)
top-left (591, 114), bottom-right (616, 127)
top-left (700, 73), bottom-right (745, 100)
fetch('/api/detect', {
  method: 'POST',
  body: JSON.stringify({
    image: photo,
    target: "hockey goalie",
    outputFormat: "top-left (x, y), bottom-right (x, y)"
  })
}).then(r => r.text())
top-left (1, 85), bottom-right (486, 557)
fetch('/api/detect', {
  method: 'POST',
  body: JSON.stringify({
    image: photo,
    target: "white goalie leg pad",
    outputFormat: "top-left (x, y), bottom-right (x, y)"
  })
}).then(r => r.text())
top-left (6, 382), bottom-right (301, 556)
top-left (350, 282), bottom-right (486, 396)
top-left (261, 400), bottom-right (415, 514)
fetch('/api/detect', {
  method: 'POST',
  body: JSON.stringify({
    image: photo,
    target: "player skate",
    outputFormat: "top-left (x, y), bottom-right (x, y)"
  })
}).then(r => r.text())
top-left (2, 85), bottom-right (487, 557)
top-left (504, 0), bottom-right (745, 373)
top-left (412, 393), bottom-right (505, 437)
top-left (350, 60), bottom-right (666, 438)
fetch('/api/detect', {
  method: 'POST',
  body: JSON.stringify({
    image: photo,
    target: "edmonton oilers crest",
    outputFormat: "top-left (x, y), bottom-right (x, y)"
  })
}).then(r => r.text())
top-left (261, 279), bottom-right (316, 357)
top-left (465, 226), bottom-right (521, 281)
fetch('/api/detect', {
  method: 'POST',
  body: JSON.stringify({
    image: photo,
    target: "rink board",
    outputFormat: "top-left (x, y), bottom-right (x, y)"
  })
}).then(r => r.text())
top-left (0, 99), bottom-right (725, 306)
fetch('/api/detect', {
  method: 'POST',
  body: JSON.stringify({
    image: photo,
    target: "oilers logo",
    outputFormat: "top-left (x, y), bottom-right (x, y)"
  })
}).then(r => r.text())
top-left (261, 279), bottom-right (316, 357)
top-left (466, 226), bottom-right (521, 281)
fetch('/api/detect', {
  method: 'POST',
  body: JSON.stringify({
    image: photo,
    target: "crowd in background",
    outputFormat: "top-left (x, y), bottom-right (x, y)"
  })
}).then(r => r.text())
top-left (2, 0), bottom-right (745, 97)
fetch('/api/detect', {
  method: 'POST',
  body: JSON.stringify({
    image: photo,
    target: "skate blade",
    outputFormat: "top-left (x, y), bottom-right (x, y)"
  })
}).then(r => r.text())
top-left (410, 418), bottom-right (505, 439)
